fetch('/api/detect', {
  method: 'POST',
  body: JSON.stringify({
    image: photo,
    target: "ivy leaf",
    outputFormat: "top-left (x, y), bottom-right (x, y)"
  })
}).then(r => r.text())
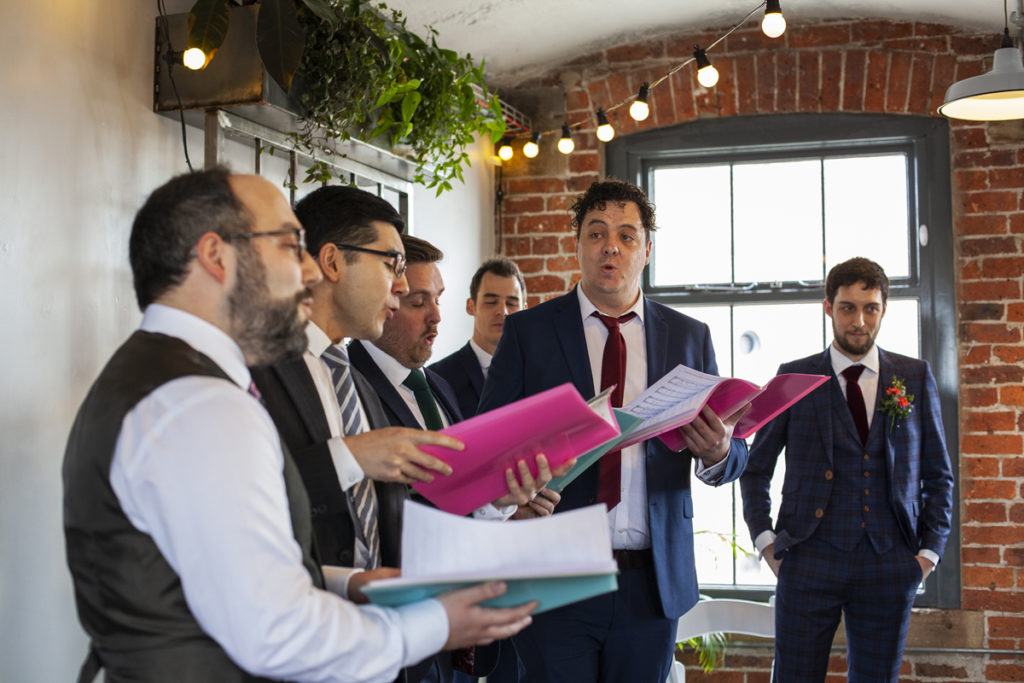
top-left (256, 0), bottom-right (306, 93)
top-left (299, 0), bottom-right (337, 27)
top-left (400, 91), bottom-right (422, 123)
top-left (187, 0), bottom-right (230, 58)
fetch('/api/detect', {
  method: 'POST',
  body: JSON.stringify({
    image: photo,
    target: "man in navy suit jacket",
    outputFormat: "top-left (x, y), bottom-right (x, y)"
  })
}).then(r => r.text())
top-left (740, 257), bottom-right (954, 682)
top-left (430, 258), bottom-right (526, 419)
top-left (479, 179), bottom-right (750, 683)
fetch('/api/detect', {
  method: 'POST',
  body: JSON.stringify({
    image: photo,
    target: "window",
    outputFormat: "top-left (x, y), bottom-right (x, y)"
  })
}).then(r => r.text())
top-left (607, 114), bottom-right (959, 607)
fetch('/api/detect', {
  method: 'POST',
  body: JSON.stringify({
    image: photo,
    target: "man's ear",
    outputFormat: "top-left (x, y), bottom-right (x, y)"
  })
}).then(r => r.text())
top-left (194, 231), bottom-right (231, 284)
top-left (466, 297), bottom-right (476, 316)
top-left (823, 297), bottom-right (833, 319)
top-left (316, 244), bottom-right (342, 283)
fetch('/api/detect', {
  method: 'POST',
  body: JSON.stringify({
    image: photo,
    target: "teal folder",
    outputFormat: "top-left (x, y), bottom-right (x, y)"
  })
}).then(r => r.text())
top-left (546, 410), bottom-right (644, 493)
top-left (362, 570), bottom-right (619, 615)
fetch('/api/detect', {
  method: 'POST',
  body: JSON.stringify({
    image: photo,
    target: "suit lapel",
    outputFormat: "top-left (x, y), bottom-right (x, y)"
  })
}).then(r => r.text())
top-left (275, 358), bottom-right (332, 442)
top-left (553, 289), bottom-right (595, 397)
top-left (427, 370), bottom-right (463, 424)
top-left (812, 349), bottom-right (838, 464)
top-left (348, 341), bottom-right (421, 429)
top-left (643, 298), bottom-right (670, 386)
top-left (874, 348), bottom-right (897, 474)
top-left (457, 343), bottom-right (485, 395)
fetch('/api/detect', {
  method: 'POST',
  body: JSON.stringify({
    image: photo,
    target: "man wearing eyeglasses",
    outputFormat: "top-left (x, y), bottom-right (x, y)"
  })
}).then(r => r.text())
top-left (63, 170), bottom-right (536, 683)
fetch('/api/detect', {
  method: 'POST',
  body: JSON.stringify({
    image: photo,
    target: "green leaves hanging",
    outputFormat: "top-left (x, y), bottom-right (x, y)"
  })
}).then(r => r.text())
top-left (255, 0), bottom-right (306, 93)
top-left (187, 0), bottom-right (230, 62)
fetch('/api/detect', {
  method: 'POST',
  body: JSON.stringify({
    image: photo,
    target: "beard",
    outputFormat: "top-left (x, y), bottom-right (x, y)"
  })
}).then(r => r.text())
top-left (228, 246), bottom-right (310, 367)
top-left (833, 325), bottom-right (878, 357)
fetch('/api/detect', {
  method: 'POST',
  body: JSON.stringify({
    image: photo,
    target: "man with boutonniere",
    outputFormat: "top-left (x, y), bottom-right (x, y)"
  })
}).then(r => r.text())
top-left (739, 257), bottom-right (954, 683)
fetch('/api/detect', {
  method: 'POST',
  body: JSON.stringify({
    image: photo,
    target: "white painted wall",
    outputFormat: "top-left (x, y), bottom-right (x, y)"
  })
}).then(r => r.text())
top-left (0, 2), bottom-right (491, 679)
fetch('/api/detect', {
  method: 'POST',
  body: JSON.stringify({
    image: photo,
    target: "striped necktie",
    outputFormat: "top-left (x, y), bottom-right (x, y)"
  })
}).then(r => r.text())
top-left (321, 344), bottom-right (381, 569)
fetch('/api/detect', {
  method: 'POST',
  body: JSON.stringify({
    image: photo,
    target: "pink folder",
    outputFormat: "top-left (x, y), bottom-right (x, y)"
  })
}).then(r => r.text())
top-left (656, 373), bottom-right (830, 450)
top-left (413, 383), bottom-right (621, 515)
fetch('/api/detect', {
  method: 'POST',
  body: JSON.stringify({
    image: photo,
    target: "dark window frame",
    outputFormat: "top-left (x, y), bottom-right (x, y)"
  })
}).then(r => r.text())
top-left (607, 113), bottom-right (960, 608)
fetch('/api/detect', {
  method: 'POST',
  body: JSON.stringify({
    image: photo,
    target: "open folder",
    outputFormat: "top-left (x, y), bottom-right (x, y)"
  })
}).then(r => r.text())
top-left (618, 366), bottom-right (830, 449)
top-left (413, 384), bottom-right (622, 515)
top-left (361, 501), bottom-right (618, 614)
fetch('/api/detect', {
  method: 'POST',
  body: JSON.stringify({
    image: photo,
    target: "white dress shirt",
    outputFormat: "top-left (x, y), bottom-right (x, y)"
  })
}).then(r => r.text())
top-left (577, 287), bottom-right (727, 550)
top-left (109, 304), bottom-right (447, 683)
top-left (362, 342), bottom-right (515, 521)
top-left (469, 338), bottom-right (493, 380)
top-left (754, 342), bottom-right (938, 566)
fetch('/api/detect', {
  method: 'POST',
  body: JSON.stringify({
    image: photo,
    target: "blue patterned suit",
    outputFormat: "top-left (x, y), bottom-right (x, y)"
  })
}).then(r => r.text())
top-left (479, 287), bottom-right (749, 682)
top-left (429, 342), bottom-right (486, 419)
top-left (740, 346), bottom-right (954, 681)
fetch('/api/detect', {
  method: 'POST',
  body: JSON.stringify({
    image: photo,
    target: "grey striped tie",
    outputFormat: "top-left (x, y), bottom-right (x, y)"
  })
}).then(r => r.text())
top-left (321, 344), bottom-right (381, 569)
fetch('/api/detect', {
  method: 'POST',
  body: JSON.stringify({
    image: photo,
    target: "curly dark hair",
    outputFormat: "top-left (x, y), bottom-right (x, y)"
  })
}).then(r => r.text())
top-left (569, 179), bottom-right (657, 241)
top-left (825, 257), bottom-right (889, 305)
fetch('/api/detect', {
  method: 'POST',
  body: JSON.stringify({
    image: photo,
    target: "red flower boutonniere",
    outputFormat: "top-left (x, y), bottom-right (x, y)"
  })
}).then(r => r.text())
top-left (880, 377), bottom-right (914, 433)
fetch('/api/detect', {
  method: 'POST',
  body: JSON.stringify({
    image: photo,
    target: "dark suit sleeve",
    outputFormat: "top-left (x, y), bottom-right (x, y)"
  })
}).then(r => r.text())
top-left (916, 362), bottom-right (954, 558)
top-left (478, 313), bottom-right (526, 413)
top-left (739, 364), bottom-right (790, 544)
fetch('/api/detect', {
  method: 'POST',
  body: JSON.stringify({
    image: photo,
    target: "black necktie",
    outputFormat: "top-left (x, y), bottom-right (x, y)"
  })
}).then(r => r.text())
top-left (842, 364), bottom-right (869, 445)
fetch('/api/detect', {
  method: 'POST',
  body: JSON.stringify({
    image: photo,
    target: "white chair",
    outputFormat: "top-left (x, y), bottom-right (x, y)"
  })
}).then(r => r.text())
top-left (667, 598), bottom-right (775, 682)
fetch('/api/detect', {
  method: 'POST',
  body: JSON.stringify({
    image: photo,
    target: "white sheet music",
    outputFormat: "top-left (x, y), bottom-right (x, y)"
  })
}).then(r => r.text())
top-left (400, 501), bottom-right (614, 579)
top-left (623, 364), bottom-right (726, 424)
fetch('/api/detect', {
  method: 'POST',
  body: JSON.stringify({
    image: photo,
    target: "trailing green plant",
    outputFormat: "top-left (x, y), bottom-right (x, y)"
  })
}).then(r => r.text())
top-left (188, 0), bottom-right (506, 194)
top-left (677, 631), bottom-right (728, 673)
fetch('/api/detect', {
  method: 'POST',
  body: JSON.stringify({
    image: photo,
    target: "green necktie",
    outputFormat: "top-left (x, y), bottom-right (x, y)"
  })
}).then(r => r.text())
top-left (402, 369), bottom-right (445, 430)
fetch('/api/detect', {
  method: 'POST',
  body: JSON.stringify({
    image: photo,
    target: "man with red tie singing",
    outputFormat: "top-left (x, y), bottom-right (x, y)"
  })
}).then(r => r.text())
top-left (740, 257), bottom-right (954, 682)
top-left (478, 179), bottom-right (750, 683)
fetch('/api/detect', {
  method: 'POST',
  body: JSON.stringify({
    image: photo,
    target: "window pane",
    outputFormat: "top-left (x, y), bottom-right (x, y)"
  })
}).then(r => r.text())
top-left (824, 154), bottom-right (910, 278)
top-left (651, 166), bottom-right (732, 287)
top-left (732, 302), bottom-right (826, 385)
top-left (733, 159), bottom-right (823, 283)
top-left (873, 298), bottom-right (920, 358)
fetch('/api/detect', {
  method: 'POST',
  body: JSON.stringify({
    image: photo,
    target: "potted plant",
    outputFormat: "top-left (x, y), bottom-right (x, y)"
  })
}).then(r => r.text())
top-left (180, 0), bottom-right (506, 193)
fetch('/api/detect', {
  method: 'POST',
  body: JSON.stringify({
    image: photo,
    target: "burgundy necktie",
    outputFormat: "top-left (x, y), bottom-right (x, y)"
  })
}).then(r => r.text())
top-left (842, 364), bottom-right (869, 445)
top-left (592, 311), bottom-right (637, 509)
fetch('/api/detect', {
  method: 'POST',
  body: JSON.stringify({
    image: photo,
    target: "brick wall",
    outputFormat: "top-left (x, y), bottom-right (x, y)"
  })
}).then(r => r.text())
top-left (497, 18), bottom-right (1024, 681)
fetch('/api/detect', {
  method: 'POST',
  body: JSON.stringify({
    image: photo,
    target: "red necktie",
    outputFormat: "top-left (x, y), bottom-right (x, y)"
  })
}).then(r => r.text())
top-left (841, 365), bottom-right (869, 445)
top-left (592, 311), bottom-right (637, 509)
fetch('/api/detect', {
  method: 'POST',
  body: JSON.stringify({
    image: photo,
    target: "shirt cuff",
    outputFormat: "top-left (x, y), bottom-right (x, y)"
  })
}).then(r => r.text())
top-left (753, 530), bottom-right (777, 559)
top-left (396, 599), bottom-right (449, 668)
top-left (321, 565), bottom-right (363, 600)
top-left (694, 454), bottom-right (728, 484)
top-left (473, 503), bottom-right (517, 521)
top-left (918, 548), bottom-right (940, 567)
top-left (328, 437), bottom-right (365, 491)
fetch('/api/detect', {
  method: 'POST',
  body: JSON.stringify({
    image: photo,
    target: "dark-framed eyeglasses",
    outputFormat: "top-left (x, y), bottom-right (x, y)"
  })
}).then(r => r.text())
top-left (224, 227), bottom-right (307, 262)
top-left (333, 243), bottom-right (407, 278)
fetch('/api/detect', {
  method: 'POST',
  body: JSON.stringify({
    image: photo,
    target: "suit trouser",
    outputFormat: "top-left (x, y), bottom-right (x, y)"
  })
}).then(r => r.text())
top-left (512, 563), bottom-right (675, 683)
top-left (773, 536), bottom-right (923, 683)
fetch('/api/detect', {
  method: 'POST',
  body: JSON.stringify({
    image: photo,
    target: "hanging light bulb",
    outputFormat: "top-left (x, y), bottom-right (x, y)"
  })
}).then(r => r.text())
top-left (523, 132), bottom-right (540, 158)
top-left (596, 109), bottom-right (616, 142)
top-left (557, 124), bottom-right (575, 154)
top-left (182, 47), bottom-right (207, 70)
top-left (761, 0), bottom-right (787, 38)
top-left (497, 137), bottom-right (514, 161)
top-left (940, 29), bottom-right (1024, 121)
top-left (694, 47), bottom-right (719, 88)
top-left (628, 84), bottom-right (650, 121)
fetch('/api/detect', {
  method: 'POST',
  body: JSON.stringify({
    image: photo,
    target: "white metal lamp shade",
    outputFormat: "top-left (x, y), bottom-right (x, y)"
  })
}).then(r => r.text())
top-left (939, 47), bottom-right (1024, 121)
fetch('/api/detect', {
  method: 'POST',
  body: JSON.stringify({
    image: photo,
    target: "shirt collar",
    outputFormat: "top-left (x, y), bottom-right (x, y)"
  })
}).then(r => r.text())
top-left (829, 342), bottom-right (880, 378)
top-left (140, 304), bottom-right (251, 389)
top-left (468, 338), bottom-right (492, 370)
top-left (576, 285), bottom-right (646, 324)
top-left (364, 341), bottom-right (418, 389)
top-left (305, 321), bottom-right (333, 358)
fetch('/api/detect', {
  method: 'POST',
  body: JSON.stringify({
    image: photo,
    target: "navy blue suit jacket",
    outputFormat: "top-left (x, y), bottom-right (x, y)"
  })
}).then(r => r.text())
top-left (478, 288), bottom-right (749, 619)
top-left (348, 340), bottom-right (464, 427)
top-left (429, 342), bottom-right (485, 419)
top-left (740, 347), bottom-right (954, 560)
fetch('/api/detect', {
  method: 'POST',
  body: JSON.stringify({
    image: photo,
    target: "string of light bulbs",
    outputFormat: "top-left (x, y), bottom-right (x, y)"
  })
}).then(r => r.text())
top-left (496, 0), bottom-right (786, 161)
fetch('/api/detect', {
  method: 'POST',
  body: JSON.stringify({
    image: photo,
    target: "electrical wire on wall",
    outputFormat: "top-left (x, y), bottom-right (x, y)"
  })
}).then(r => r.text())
top-left (494, 164), bottom-right (505, 254)
top-left (156, 0), bottom-right (194, 172)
